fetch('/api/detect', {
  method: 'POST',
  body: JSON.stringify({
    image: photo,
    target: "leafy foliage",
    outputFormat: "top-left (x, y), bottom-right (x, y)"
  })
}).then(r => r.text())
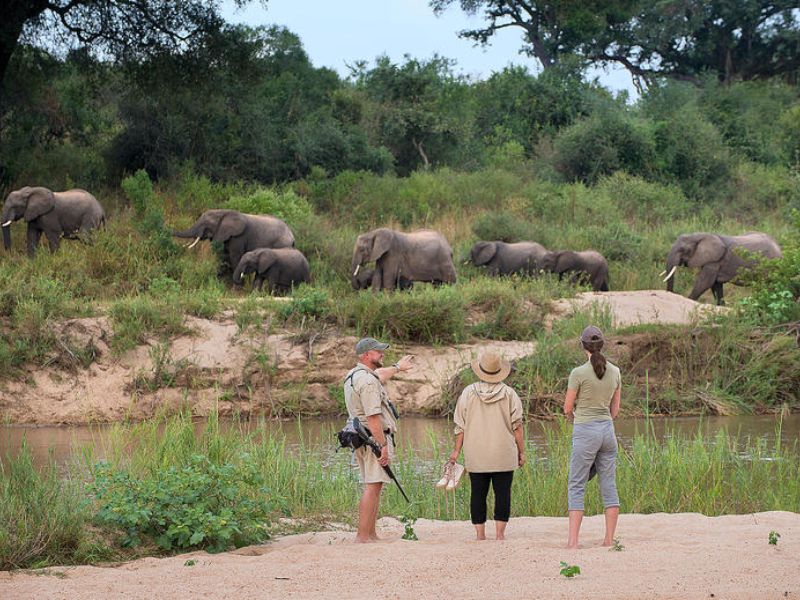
top-left (90, 455), bottom-right (279, 552)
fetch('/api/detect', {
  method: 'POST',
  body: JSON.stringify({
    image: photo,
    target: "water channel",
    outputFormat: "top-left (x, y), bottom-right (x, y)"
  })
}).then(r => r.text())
top-left (2, 414), bottom-right (799, 468)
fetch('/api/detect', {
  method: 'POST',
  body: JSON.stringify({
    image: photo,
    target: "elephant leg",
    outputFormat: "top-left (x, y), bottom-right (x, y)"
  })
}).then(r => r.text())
top-left (45, 230), bottom-right (61, 252)
top-left (26, 226), bottom-right (42, 257)
top-left (253, 276), bottom-right (263, 291)
top-left (371, 268), bottom-right (383, 292)
top-left (382, 268), bottom-right (397, 291)
top-left (267, 269), bottom-right (281, 295)
top-left (689, 265), bottom-right (719, 301)
top-left (712, 281), bottom-right (725, 306)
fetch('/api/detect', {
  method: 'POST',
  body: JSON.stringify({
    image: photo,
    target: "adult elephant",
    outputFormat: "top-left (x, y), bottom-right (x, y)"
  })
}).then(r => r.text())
top-left (174, 210), bottom-right (294, 280)
top-left (351, 228), bottom-right (456, 291)
top-left (233, 247), bottom-right (310, 294)
top-left (2, 186), bottom-right (105, 257)
top-left (540, 250), bottom-right (610, 292)
top-left (662, 232), bottom-right (782, 305)
top-left (469, 240), bottom-right (548, 276)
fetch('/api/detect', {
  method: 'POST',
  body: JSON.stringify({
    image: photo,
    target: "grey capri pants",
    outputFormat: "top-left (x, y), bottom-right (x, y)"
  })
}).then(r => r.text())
top-left (568, 419), bottom-right (620, 511)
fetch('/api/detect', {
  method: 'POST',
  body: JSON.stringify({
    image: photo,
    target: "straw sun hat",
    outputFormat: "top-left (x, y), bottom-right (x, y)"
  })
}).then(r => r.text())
top-left (470, 351), bottom-right (511, 384)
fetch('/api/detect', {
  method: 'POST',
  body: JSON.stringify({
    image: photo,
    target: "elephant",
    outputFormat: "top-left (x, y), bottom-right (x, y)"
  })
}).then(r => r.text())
top-left (662, 232), bottom-right (782, 305)
top-left (540, 250), bottom-right (610, 292)
top-left (351, 228), bottom-right (456, 291)
top-left (173, 210), bottom-right (294, 281)
top-left (233, 247), bottom-right (310, 293)
top-left (2, 186), bottom-right (105, 257)
top-left (352, 267), bottom-right (413, 291)
top-left (469, 240), bottom-right (548, 276)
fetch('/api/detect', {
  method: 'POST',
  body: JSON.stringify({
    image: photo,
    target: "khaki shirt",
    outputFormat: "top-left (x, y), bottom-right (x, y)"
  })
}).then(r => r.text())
top-left (453, 381), bottom-right (523, 473)
top-left (567, 361), bottom-right (621, 424)
top-left (343, 364), bottom-right (398, 434)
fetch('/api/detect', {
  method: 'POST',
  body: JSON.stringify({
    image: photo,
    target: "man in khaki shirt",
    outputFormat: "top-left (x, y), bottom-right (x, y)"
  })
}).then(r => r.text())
top-left (344, 337), bottom-right (414, 543)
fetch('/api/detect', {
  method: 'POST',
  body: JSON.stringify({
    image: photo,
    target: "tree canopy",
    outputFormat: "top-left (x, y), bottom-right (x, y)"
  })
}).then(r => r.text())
top-left (431, 0), bottom-right (800, 88)
top-left (1, 0), bottom-right (263, 92)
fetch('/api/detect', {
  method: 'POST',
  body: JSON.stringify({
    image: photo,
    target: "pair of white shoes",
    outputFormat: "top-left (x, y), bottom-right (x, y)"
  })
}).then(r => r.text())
top-left (435, 461), bottom-right (465, 491)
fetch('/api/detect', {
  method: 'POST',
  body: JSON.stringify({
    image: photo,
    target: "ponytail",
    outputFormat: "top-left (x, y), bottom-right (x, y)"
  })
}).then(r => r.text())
top-left (582, 339), bottom-right (606, 379)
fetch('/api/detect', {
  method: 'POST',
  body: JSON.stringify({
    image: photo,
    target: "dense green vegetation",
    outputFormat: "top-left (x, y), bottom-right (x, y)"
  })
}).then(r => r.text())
top-left (2, 411), bottom-right (798, 569)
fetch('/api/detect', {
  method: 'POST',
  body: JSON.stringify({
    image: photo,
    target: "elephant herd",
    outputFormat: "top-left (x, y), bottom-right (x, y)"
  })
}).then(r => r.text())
top-left (1, 186), bottom-right (784, 304)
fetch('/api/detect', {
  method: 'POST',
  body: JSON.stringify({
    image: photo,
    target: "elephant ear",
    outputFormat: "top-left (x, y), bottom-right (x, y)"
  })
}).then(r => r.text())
top-left (24, 189), bottom-right (56, 221)
top-left (369, 229), bottom-right (393, 263)
top-left (687, 235), bottom-right (726, 268)
top-left (257, 252), bottom-right (275, 273)
top-left (213, 212), bottom-right (247, 243)
top-left (473, 242), bottom-right (497, 265)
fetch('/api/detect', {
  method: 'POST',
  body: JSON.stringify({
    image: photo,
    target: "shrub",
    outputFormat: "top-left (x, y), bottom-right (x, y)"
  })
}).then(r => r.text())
top-left (277, 285), bottom-right (330, 321)
top-left (596, 173), bottom-right (690, 224)
top-left (226, 188), bottom-right (312, 225)
top-left (553, 113), bottom-right (656, 184)
top-left (90, 454), bottom-right (278, 552)
top-left (109, 295), bottom-right (187, 353)
top-left (471, 210), bottom-right (534, 243)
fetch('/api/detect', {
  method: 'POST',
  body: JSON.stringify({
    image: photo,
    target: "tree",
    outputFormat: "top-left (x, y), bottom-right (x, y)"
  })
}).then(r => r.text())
top-left (0, 1), bottom-right (263, 93)
top-left (431, 0), bottom-right (800, 87)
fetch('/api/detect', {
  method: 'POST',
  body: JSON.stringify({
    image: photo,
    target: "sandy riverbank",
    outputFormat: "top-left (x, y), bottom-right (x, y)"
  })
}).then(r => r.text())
top-left (2, 511), bottom-right (797, 599)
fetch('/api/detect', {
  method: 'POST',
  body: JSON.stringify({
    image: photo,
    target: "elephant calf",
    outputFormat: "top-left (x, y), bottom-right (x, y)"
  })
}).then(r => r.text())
top-left (469, 240), bottom-right (548, 276)
top-left (233, 247), bottom-right (310, 294)
top-left (352, 268), bottom-right (413, 291)
top-left (540, 250), bottom-right (610, 292)
top-left (662, 232), bottom-right (782, 305)
top-left (2, 186), bottom-right (105, 257)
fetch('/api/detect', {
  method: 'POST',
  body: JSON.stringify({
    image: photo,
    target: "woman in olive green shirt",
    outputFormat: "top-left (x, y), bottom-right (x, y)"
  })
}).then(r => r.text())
top-left (563, 326), bottom-right (621, 549)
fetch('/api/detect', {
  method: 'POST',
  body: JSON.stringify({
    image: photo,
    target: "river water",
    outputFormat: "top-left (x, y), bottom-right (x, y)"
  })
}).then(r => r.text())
top-left (2, 414), bottom-right (799, 468)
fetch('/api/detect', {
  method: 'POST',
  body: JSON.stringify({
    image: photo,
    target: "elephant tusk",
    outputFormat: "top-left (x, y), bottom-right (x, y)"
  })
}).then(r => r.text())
top-left (658, 270), bottom-right (666, 277)
top-left (353, 264), bottom-right (360, 277)
top-left (187, 236), bottom-right (201, 249)
top-left (662, 266), bottom-right (677, 282)
top-left (1, 220), bottom-right (12, 227)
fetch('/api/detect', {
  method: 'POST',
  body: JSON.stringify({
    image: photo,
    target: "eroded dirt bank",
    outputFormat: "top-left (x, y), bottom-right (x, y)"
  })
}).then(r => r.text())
top-left (0, 291), bottom-right (724, 425)
top-left (2, 512), bottom-right (797, 600)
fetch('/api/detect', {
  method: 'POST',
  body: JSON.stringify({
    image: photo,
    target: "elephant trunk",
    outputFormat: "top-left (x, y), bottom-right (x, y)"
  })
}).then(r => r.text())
top-left (663, 251), bottom-right (680, 292)
top-left (173, 227), bottom-right (199, 239)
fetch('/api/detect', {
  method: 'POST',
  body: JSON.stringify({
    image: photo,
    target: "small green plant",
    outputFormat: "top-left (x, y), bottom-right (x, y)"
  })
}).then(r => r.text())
top-left (610, 538), bottom-right (624, 551)
top-left (559, 561), bottom-right (581, 578)
top-left (184, 559), bottom-right (197, 567)
top-left (399, 512), bottom-right (419, 541)
top-left (277, 286), bottom-right (330, 321)
top-left (769, 531), bottom-right (781, 545)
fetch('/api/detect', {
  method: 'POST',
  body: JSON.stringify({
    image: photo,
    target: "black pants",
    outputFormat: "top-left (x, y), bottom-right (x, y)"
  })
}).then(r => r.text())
top-left (469, 471), bottom-right (514, 524)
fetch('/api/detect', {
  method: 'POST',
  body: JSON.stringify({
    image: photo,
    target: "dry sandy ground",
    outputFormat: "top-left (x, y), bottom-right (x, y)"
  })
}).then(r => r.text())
top-left (0, 290), bottom-right (721, 424)
top-left (2, 512), bottom-right (797, 599)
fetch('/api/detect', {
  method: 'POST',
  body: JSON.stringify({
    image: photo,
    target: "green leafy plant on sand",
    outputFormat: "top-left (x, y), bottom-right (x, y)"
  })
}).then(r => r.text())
top-left (610, 538), bottom-right (624, 551)
top-left (768, 531), bottom-right (781, 545)
top-left (89, 454), bottom-right (281, 553)
top-left (399, 508), bottom-right (419, 541)
top-left (559, 561), bottom-right (581, 578)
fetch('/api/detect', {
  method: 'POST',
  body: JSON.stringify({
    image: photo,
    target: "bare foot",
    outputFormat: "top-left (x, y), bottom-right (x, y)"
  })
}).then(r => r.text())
top-left (566, 543), bottom-right (579, 549)
top-left (355, 536), bottom-right (376, 543)
top-left (476, 534), bottom-right (487, 541)
top-left (496, 535), bottom-right (505, 541)
top-left (601, 540), bottom-right (613, 547)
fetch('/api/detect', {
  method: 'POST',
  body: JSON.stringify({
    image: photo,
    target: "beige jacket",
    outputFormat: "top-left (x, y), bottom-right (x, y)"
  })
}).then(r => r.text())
top-left (453, 381), bottom-right (523, 473)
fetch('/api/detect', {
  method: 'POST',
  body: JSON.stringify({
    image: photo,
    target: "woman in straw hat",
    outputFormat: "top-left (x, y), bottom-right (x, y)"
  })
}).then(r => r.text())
top-left (448, 350), bottom-right (525, 540)
top-left (564, 325), bottom-right (621, 549)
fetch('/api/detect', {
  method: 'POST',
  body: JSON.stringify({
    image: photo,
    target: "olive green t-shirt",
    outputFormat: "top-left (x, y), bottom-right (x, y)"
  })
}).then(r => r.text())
top-left (567, 361), bottom-right (621, 424)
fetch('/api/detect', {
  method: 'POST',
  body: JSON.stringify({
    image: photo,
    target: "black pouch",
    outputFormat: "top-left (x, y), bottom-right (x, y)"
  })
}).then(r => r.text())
top-left (336, 420), bottom-right (364, 451)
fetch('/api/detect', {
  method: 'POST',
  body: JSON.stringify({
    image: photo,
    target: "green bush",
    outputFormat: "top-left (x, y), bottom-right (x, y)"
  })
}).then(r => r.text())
top-left (471, 210), bottom-right (534, 243)
top-left (277, 285), bottom-right (330, 321)
top-left (90, 454), bottom-right (278, 552)
top-left (553, 113), bottom-right (656, 184)
top-left (596, 173), bottom-right (690, 224)
top-left (109, 295), bottom-right (187, 353)
top-left (226, 188), bottom-right (312, 225)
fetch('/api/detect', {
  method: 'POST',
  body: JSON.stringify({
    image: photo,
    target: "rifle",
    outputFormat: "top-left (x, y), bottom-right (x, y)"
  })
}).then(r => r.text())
top-left (352, 417), bottom-right (410, 503)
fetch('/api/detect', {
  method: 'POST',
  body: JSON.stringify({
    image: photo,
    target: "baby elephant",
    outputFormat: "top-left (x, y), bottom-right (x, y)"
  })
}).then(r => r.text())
top-left (540, 250), bottom-right (609, 292)
top-left (352, 267), bottom-right (413, 291)
top-left (233, 248), bottom-right (310, 294)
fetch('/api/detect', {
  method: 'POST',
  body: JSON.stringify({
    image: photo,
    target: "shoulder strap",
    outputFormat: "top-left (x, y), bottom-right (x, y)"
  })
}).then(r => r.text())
top-left (344, 367), bottom-right (380, 391)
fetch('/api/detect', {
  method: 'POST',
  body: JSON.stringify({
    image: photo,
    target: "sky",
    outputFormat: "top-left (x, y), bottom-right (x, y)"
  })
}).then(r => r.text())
top-left (222, 0), bottom-right (639, 98)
